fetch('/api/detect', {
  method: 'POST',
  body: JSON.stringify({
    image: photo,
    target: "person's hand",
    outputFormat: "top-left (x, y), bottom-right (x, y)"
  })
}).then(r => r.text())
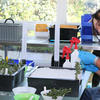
top-left (81, 64), bottom-right (99, 73)
top-left (78, 50), bottom-right (96, 64)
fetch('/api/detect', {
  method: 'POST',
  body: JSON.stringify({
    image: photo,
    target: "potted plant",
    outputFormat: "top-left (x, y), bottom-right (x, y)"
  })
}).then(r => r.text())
top-left (41, 88), bottom-right (71, 100)
top-left (0, 58), bottom-right (25, 91)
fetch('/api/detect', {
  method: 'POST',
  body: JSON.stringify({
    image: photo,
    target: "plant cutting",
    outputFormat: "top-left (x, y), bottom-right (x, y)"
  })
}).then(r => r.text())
top-left (75, 62), bottom-right (81, 80)
top-left (0, 58), bottom-right (22, 75)
top-left (41, 88), bottom-right (71, 100)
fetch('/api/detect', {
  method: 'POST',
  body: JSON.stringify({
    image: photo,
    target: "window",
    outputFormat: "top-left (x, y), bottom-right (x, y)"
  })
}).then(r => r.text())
top-left (67, 0), bottom-right (99, 23)
top-left (1, 0), bottom-right (100, 24)
top-left (0, 0), bottom-right (57, 22)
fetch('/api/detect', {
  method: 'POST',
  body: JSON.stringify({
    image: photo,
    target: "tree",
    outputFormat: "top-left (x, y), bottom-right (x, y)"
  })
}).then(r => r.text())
top-left (0, 0), bottom-right (56, 21)
top-left (67, 0), bottom-right (98, 23)
top-left (0, 0), bottom-right (99, 23)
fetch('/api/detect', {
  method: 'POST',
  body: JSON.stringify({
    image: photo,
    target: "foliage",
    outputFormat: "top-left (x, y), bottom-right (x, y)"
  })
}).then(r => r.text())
top-left (0, 0), bottom-right (99, 23)
top-left (0, 0), bottom-right (56, 21)
top-left (45, 88), bottom-right (71, 99)
top-left (67, 0), bottom-right (86, 23)
top-left (67, 0), bottom-right (98, 23)
top-left (78, 45), bottom-right (92, 52)
top-left (0, 59), bottom-right (22, 75)
top-left (0, 0), bottom-right (100, 23)
top-left (27, 46), bottom-right (54, 53)
top-left (75, 62), bottom-right (81, 80)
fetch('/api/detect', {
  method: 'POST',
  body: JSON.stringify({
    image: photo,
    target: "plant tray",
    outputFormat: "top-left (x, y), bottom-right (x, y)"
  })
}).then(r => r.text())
top-left (28, 67), bottom-right (81, 97)
top-left (0, 65), bottom-right (25, 91)
top-left (49, 25), bottom-right (79, 43)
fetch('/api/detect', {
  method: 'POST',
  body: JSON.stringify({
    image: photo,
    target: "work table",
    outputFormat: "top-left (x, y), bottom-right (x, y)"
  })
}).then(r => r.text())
top-left (0, 65), bottom-right (92, 100)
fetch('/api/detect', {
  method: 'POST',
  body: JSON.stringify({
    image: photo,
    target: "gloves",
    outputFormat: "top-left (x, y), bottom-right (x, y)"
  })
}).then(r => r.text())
top-left (78, 50), bottom-right (96, 65)
top-left (81, 64), bottom-right (99, 73)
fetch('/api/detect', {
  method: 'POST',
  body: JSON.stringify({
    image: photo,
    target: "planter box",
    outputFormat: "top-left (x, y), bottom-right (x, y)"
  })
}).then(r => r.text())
top-left (0, 65), bottom-right (25, 91)
top-left (28, 67), bottom-right (81, 97)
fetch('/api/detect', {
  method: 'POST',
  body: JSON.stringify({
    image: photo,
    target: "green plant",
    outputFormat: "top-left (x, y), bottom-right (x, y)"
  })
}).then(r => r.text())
top-left (75, 62), bottom-right (81, 80)
top-left (78, 46), bottom-right (91, 52)
top-left (27, 46), bottom-right (54, 53)
top-left (45, 88), bottom-right (71, 99)
top-left (0, 59), bottom-right (22, 75)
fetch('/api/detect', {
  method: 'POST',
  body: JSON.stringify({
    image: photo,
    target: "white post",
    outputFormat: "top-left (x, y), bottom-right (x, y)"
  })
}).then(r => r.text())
top-left (56, 0), bottom-right (67, 24)
top-left (20, 22), bottom-right (27, 60)
top-left (54, 0), bottom-right (67, 66)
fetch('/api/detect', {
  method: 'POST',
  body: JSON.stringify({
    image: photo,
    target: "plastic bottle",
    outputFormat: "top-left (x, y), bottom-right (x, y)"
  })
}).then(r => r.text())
top-left (69, 39), bottom-right (74, 49)
top-left (62, 46), bottom-right (72, 68)
top-left (70, 37), bottom-right (80, 68)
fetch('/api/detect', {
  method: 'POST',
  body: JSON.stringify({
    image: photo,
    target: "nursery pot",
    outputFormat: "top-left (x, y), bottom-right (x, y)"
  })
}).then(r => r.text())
top-left (41, 90), bottom-right (64, 100)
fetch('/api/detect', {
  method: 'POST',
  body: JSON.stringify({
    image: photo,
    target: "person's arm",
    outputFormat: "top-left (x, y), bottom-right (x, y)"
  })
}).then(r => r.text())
top-left (93, 58), bottom-right (100, 76)
top-left (95, 70), bottom-right (100, 76)
top-left (79, 50), bottom-right (100, 76)
top-left (95, 58), bottom-right (100, 68)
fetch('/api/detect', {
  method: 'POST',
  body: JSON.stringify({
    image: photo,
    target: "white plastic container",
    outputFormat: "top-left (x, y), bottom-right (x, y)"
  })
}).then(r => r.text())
top-left (62, 46), bottom-right (72, 68)
top-left (63, 60), bottom-right (72, 68)
top-left (12, 87), bottom-right (36, 95)
top-left (70, 37), bottom-right (80, 68)
top-left (35, 24), bottom-right (49, 38)
top-left (71, 50), bottom-right (80, 68)
top-left (71, 49), bottom-right (80, 62)
top-left (41, 90), bottom-right (64, 100)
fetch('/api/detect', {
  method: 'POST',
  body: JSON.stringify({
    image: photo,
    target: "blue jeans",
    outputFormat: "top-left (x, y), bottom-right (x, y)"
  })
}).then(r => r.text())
top-left (80, 87), bottom-right (100, 100)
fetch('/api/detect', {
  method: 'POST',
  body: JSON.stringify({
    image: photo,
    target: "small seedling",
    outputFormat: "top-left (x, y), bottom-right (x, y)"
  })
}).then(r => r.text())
top-left (45, 88), bottom-right (71, 99)
top-left (75, 62), bottom-right (81, 80)
top-left (0, 59), bottom-right (22, 75)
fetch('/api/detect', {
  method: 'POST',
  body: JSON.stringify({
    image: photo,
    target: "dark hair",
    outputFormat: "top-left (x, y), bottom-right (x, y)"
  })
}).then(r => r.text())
top-left (92, 9), bottom-right (100, 41)
top-left (92, 9), bottom-right (100, 20)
